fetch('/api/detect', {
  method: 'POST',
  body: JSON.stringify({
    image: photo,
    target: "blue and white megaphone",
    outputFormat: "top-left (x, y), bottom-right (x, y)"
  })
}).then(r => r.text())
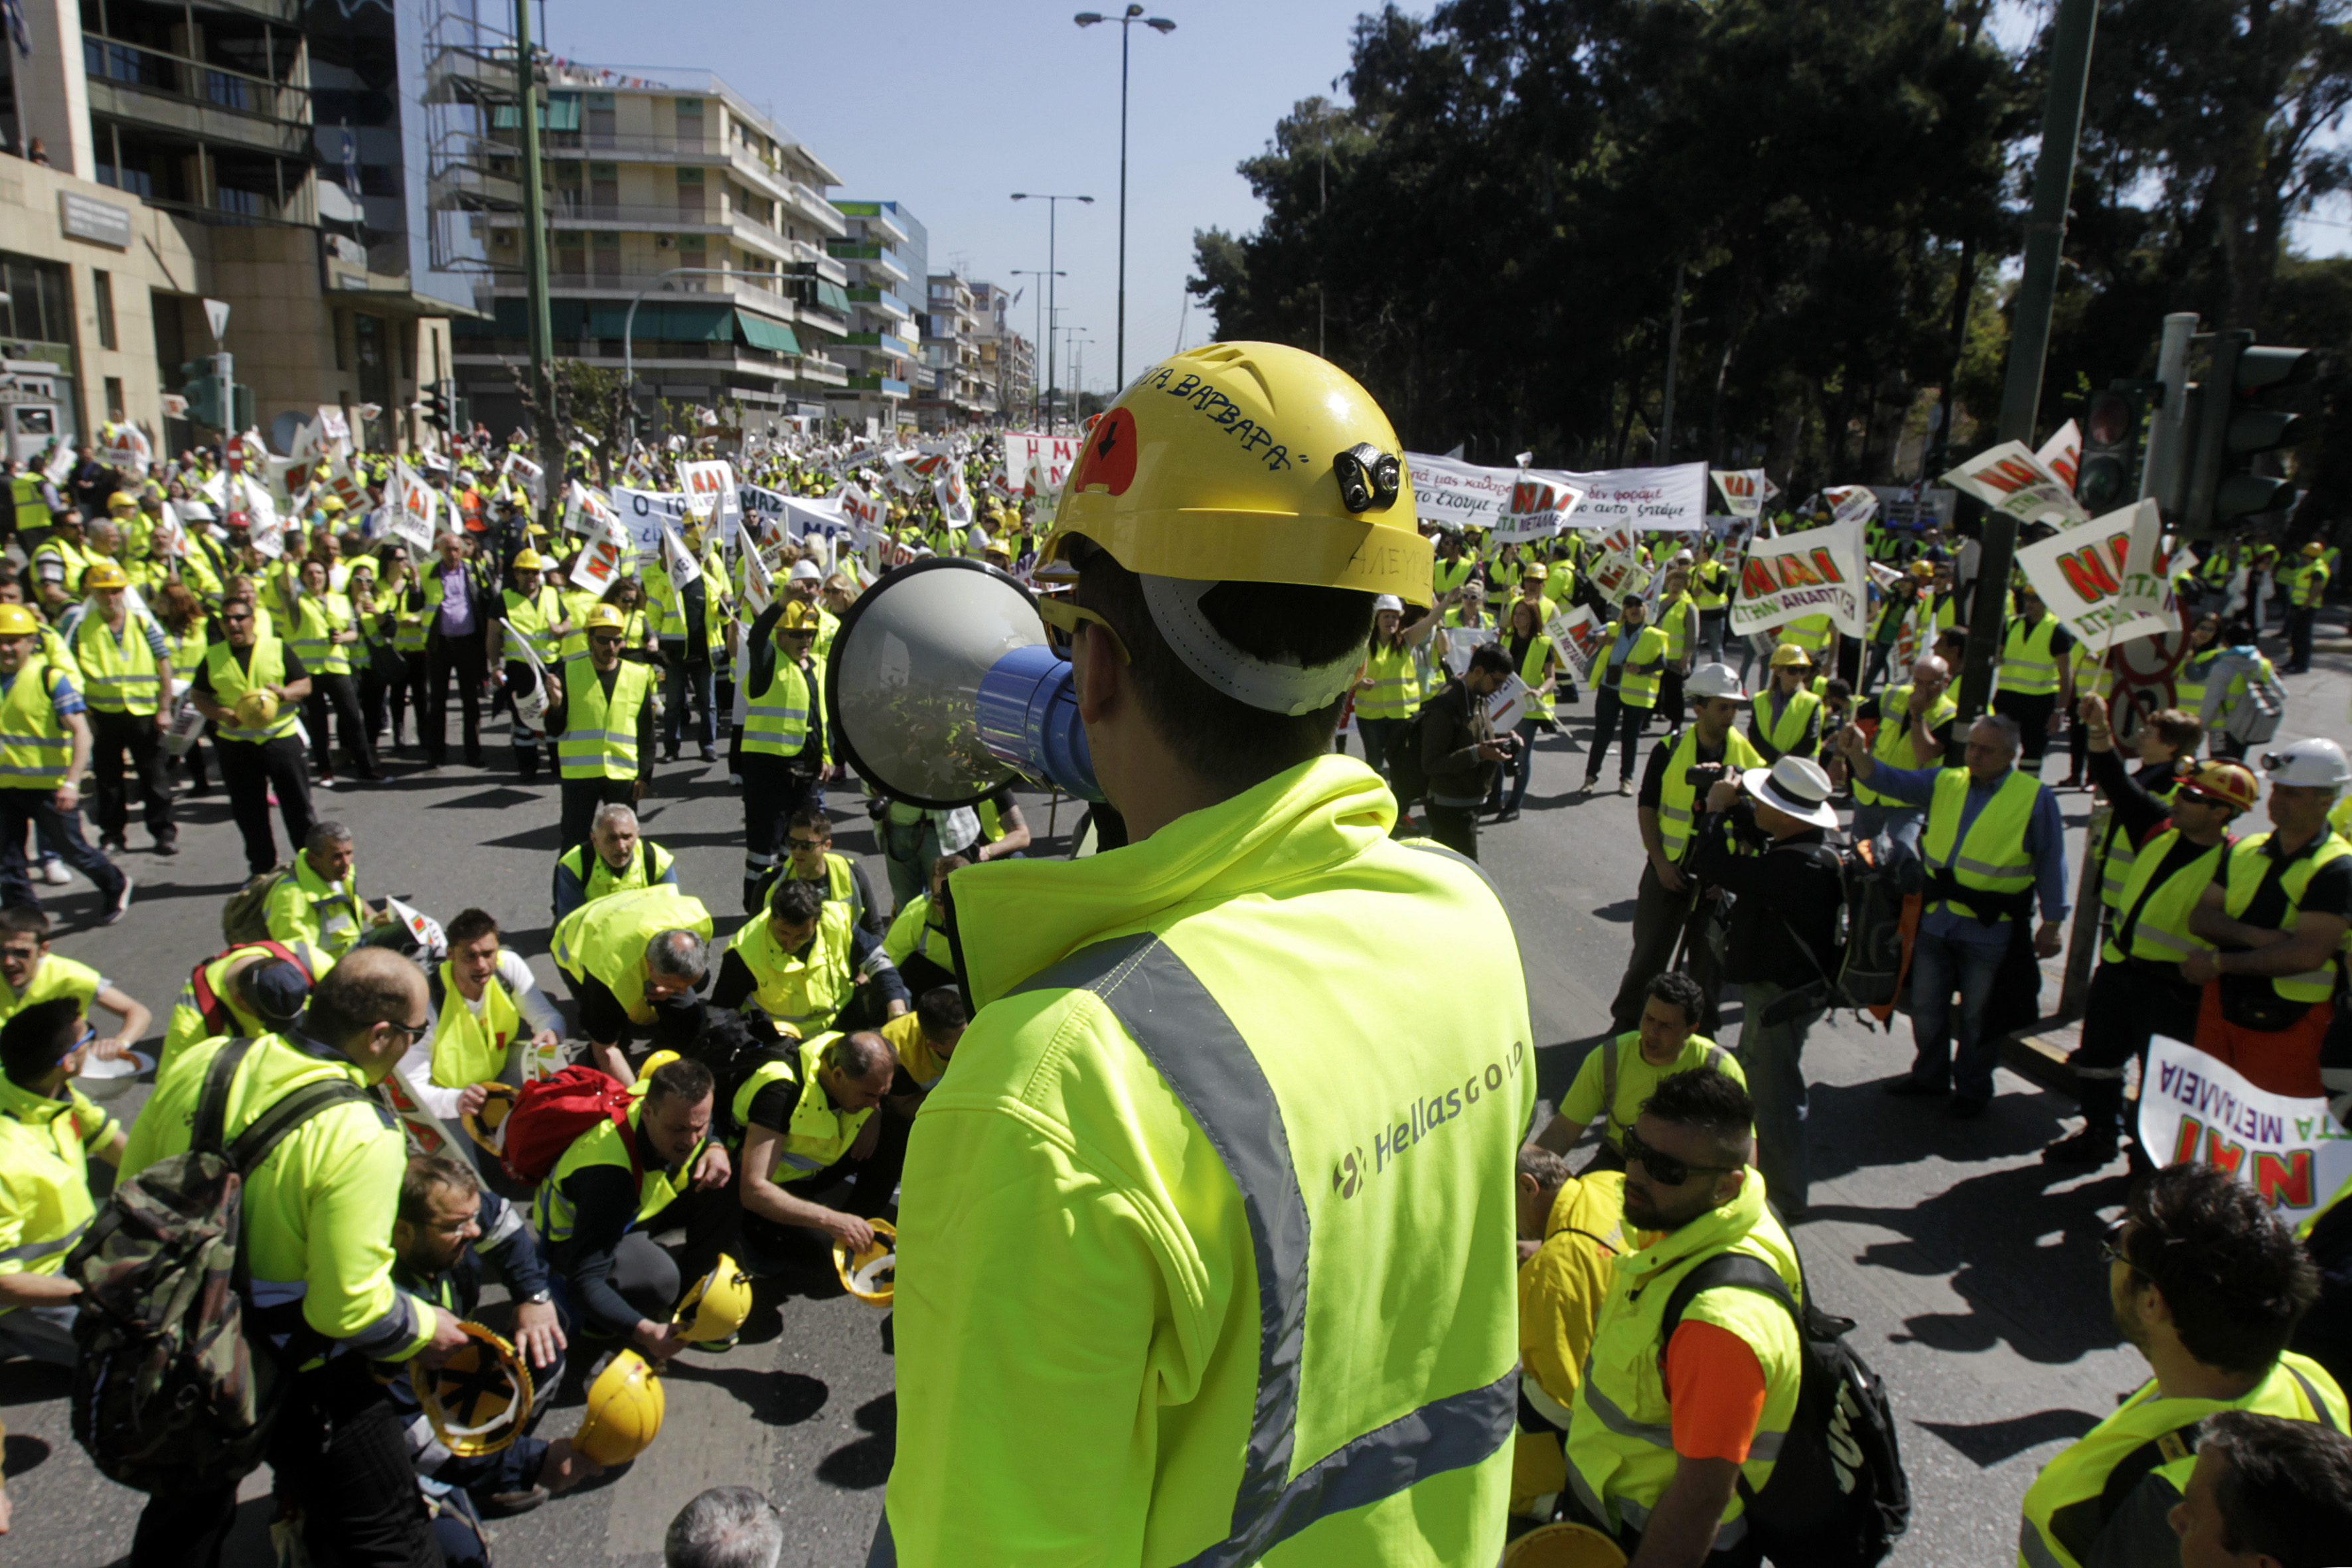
top-left (824, 557), bottom-right (1102, 806)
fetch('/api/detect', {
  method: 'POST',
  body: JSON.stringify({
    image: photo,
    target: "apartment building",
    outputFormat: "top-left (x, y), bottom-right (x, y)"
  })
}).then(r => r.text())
top-left (827, 198), bottom-right (925, 434)
top-left (971, 278), bottom-right (1031, 428)
top-left (916, 269), bottom-right (989, 431)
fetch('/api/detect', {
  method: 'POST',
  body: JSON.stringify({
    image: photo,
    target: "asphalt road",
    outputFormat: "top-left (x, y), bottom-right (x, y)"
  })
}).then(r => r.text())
top-left (6, 619), bottom-right (2350, 1568)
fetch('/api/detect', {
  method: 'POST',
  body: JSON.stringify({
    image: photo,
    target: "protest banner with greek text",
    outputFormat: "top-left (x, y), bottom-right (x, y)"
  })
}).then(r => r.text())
top-left (1727, 516), bottom-right (1869, 639)
top-left (1940, 441), bottom-right (2090, 530)
top-left (2016, 498), bottom-right (2173, 651)
top-left (2140, 1034), bottom-right (2352, 1231)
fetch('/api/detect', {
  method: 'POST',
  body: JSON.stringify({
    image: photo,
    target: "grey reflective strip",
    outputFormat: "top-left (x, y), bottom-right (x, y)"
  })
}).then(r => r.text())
top-left (1577, 1374), bottom-right (1676, 1449)
top-left (1951, 854), bottom-right (2033, 880)
top-left (0, 733), bottom-right (68, 749)
top-left (744, 705), bottom-right (809, 720)
top-left (2286, 1364), bottom-right (2343, 1432)
top-left (0, 1217), bottom-right (88, 1265)
top-left (777, 1148), bottom-right (826, 1171)
top-left (1012, 933), bottom-right (1513, 1565)
top-left (1657, 803), bottom-right (1691, 823)
top-left (2020, 1518), bottom-right (2067, 1568)
top-left (2132, 927), bottom-right (2195, 957)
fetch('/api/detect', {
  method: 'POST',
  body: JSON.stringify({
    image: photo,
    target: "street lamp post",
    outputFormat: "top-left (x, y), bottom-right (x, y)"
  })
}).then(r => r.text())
top-left (1012, 193), bottom-right (1093, 436)
top-left (1010, 267), bottom-right (1063, 428)
top-left (1069, 337), bottom-right (1097, 420)
top-left (1075, 7), bottom-right (1175, 390)
top-left (622, 266), bottom-right (740, 449)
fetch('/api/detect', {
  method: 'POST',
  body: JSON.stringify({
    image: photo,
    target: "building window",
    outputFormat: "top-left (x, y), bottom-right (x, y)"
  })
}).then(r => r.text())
top-left (93, 272), bottom-right (116, 350)
top-left (0, 254), bottom-right (75, 347)
top-left (103, 377), bottom-right (124, 421)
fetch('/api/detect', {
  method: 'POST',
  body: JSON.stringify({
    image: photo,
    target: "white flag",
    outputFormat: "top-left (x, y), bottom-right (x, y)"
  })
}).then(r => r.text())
top-left (660, 524), bottom-right (702, 589)
top-left (387, 462), bottom-right (439, 550)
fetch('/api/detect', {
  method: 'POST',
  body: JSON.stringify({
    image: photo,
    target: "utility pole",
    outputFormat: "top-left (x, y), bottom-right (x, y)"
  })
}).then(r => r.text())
top-left (513, 0), bottom-right (556, 514)
top-left (1654, 260), bottom-right (1686, 465)
top-left (2142, 311), bottom-right (2199, 512)
top-left (1948, 0), bottom-right (2098, 743)
top-left (1075, 7), bottom-right (1174, 388)
top-left (1012, 193), bottom-right (1093, 435)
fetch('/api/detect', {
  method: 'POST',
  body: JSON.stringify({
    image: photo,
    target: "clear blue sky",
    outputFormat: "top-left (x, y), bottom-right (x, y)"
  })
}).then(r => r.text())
top-left (539, 0), bottom-right (1375, 405)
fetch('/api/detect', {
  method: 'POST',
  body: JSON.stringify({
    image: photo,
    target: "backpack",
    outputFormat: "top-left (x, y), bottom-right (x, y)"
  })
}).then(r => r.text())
top-left (2224, 660), bottom-right (2287, 746)
top-left (1766, 838), bottom-right (1906, 1020)
top-left (220, 862), bottom-right (293, 946)
top-left (183, 940), bottom-right (315, 1038)
top-left (495, 1065), bottom-right (646, 1186)
top-left (65, 1038), bottom-right (370, 1497)
top-left (1383, 702), bottom-right (1434, 808)
top-left (1658, 1249), bottom-right (1911, 1568)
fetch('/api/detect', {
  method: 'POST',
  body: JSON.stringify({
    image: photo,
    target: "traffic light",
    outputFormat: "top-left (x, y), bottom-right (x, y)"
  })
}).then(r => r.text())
top-left (179, 359), bottom-right (223, 428)
top-left (2183, 330), bottom-right (2317, 540)
top-left (422, 379), bottom-right (456, 433)
top-left (2075, 386), bottom-right (2140, 512)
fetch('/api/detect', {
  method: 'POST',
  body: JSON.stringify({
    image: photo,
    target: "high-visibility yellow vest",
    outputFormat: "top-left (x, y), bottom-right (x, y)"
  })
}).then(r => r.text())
top-left (555, 656), bottom-right (655, 781)
top-left (1753, 684), bottom-right (1822, 758)
top-left (742, 649), bottom-right (817, 761)
top-left (1656, 724), bottom-right (1765, 862)
top-left (557, 588), bottom-right (601, 661)
top-left (797, 851), bottom-right (865, 929)
top-left (1782, 613), bottom-right (1834, 654)
top-left (1598, 620), bottom-right (1669, 710)
top-left (1690, 562), bottom-right (1729, 611)
top-left (501, 584), bottom-right (564, 666)
top-left (31, 536), bottom-right (88, 603)
top-left (2000, 615), bottom-right (2064, 697)
top-left (555, 839), bottom-right (676, 909)
top-left (1434, 557), bottom-right (1476, 595)
top-left (0, 952), bottom-right (100, 1028)
top-left (9, 473), bottom-right (51, 534)
top-left (72, 612), bottom-right (163, 716)
top-left (1358, 641), bottom-right (1421, 722)
top-left (428, 958), bottom-right (522, 1089)
top-left (534, 1081), bottom-right (698, 1247)
top-left (1654, 593), bottom-right (1699, 663)
top-left (2017, 1354), bottom-right (2345, 1568)
top-left (724, 900), bottom-right (856, 1034)
top-left (0, 1071), bottom-right (117, 1299)
top-left (162, 939), bottom-right (333, 1068)
top-left (1568, 1178), bottom-right (1805, 1551)
top-left (2100, 826), bottom-right (2227, 967)
top-left (2220, 830), bottom-right (2352, 1004)
top-left (1921, 767), bottom-right (2041, 922)
top-left (1510, 633), bottom-right (1559, 722)
top-left (2096, 767), bottom-right (2183, 915)
top-left (1851, 683), bottom-right (1957, 807)
top-left (731, 1032), bottom-right (874, 1179)
top-left (550, 887), bottom-right (713, 1026)
top-left (204, 639), bottom-right (301, 744)
top-left (0, 660), bottom-right (75, 786)
top-left (264, 854), bottom-right (366, 959)
top-left (2290, 560), bottom-right (2331, 608)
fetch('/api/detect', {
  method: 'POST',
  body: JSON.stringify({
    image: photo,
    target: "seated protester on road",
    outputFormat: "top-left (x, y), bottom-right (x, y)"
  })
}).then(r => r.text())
top-left (550, 886), bottom-right (715, 1083)
top-left (380, 1154), bottom-right (602, 1522)
top-left (665, 1487), bottom-right (786, 1568)
top-left (1511, 1144), bottom-right (1627, 1526)
top-left (161, 939), bottom-right (328, 1069)
top-left (0, 997), bottom-right (128, 1366)
top-left (533, 1054), bottom-right (736, 1367)
top-left (2167, 1410), bottom-right (2352, 1568)
top-left (427, 907), bottom-right (563, 1093)
top-left (0, 904), bottom-right (150, 1048)
top-left (880, 984), bottom-right (968, 1109)
top-left (779, 807), bottom-right (883, 938)
top-left (712, 876), bottom-right (909, 1039)
top-left (552, 801), bottom-right (677, 925)
top-left (1532, 972), bottom-right (1742, 1171)
top-left (265, 820), bottom-right (383, 961)
top-left (734, 1028), bottom-right (900, 1277)
top-left (1565, 1069), bottom-right (1804, 1563)
top-left (884, 854), bottom-right (967, 996)
top-left (2019, 1162), bottom-right (2346, 1568)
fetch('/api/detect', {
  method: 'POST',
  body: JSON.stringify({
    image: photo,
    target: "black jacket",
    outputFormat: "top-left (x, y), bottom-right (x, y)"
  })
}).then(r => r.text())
top-left (1420, 676), bottom-right (1497, 805)
top-left (1691, 801), bottom-right (1845, 987)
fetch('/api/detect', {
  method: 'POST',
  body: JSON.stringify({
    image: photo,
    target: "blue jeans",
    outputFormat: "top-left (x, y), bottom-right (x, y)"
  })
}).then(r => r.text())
top-left (1356, 716), bottom-right (1406, 791)
top-left (1486, 718), bottom-right (1542, 813)
top-left (1907, 927), bottom-right (2009, 1101)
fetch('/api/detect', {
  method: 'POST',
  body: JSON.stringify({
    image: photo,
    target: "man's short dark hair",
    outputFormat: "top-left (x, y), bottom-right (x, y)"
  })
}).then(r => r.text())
top-left (645, 1055), bottom-right (716, 1111)
top-left (2202, 1409), bottom-right (2352, 1567)
top-left (768, 875), bottom-right (825, 925)
top-left (399, 1152), bottom-right (480, 1225)
top-left (0, 996), bottom-right (82, 1089)
top-left (1644, 971), bottom-right (1706, 1025)
top-left (0, 905), bottom-right (50, 939)
top-left (1467, 644), bottom-right (1514, 677)
top-left (664, 1485), bottom-right (783, 1568)
top-left (2122, 1162), bottom-right (2319, 1375)
top-left (1074, 542), bottom-right (1374, 798)
top-left (1642, 1067), bottom-right (1755, 1164)
top-left (824, 1030), bottom-right (895, 1083)
top-left (307, 949), bottom-right (422, 1044)
top-left (2149, 708), bottom-right (2205, 754)
top-left (788, 806), bottom-right (832, 838)
top-left (445, 907), bottom-right (499, 947)
top-left (915, 985), bottom-right (969, 1038)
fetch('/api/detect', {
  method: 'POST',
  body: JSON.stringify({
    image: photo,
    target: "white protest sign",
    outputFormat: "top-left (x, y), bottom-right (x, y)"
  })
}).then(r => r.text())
top-left (2140, 1034), bottom-right (2352, 1232)
top-left (1727, 515), bottom-right (1870, 639)
top-left (1003, 431), bottom-right (1080, 495)
top-left (835, 483), bottom-right (883, 540)
top-left (659, 524), bottom-right (702, 589)
top-left (1443, 624), bottom-right (1498, 677)
top-left (1404, 453), bottom-right (1516, 533)
top-left (1587, 551), bottom-right (1652, 606)
top-left (566, 534), bottom-right (628, 599)
top-left (387, 462), bottom-right (438, 550)
top-left (933, 467), bottom-right (975, 528)
top-left (102, 422), bottom-right (151, 477)
top-left (43, 442), bottom-right (74, 487)
top-left (1486, 675), bottom-right (1530, 734)
top-left (1496, 475), bottom-right (1585, 544)
top-left (2016, 498), bottom-right (2173, 651)
top-left (1539, 463), bottom-right (1709, 534)
top-left (1825, 485), bottom-right (1879, 527)
top-left (1545, 604), bottom-right (1605, 684)
top-left (1711, 469), bottom-right (1768, 519)
top-left (613, 488), bottom-right (689, 559)
top-left (1940, 441), bottom-right (2090, 530)
top-left (2036, 419), bottom-right (2082, 494)
top-left (500, 451), bottom-right (546, 506)
top-left (678, 459), bottom-right (739, 525)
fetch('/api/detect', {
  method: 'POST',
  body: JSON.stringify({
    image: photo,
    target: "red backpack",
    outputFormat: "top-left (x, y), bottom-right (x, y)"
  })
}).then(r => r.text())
top-left (185, 941), bottom-right (314, 1038)
top-left (497, 1067), bottom-right (645, 1187)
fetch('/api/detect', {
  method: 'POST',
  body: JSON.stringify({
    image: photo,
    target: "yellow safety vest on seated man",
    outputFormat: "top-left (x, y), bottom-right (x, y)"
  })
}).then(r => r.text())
top-left (551, 887), bottom-right (714, 1028)
top-left (162, 939), bottom-right (333, 1068)
top-left (0, 1068), bottom-right (119, 1302)
top-left (731, 1032), bottom-right (877, 1182)
top-left (534, 1075), bottom-right (704, 1251)
top-left (0, 951), bottom-right (100, 1030)
top-left (552, 838), bottom-right (678, 917)
top-left (1568, 1174), bottom-right (1806, 1553)
top-left (266, 855), bottom-right (368, 961)
top-left (426, 956), bottom-right (521, 1091)
top-left (2016, 1352), bottom-right (2346, 1568)
top-left (724, 900), bottom-right (858, 1035)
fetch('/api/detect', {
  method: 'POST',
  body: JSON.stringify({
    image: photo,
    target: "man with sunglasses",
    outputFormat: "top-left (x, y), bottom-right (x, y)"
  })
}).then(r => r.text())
top-left (1567, 1069), bottom-right (1806, 1565)
top-left (120, 948), bottom-right (471, 1568)
top-left (543, 603), bottom-right (657, 846)
top-left (2019, 1163), bottom-right (2344, 1568)
top-left (773, 807), bottom-right (882, 939)
top-left (2045, 699), bottom-right (2256, 1168)
top-left (189, 589), bottom-right (315, 877)
top-left (0, 996), bottom-right (129, 1366)
top-left (737, 598), bottom-right (829, 917)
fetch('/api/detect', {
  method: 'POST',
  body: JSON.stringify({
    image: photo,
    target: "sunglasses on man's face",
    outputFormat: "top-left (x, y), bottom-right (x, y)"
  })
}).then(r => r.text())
top-left (1621, 1127), bottom-right (1741, 1189)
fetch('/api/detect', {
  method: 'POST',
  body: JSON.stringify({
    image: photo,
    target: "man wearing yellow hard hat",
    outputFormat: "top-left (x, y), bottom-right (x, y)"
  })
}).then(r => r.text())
top-left (542, 603), bottom-right (657, 845)
top-left (64, 558), bottom-right (178, 856)
top-left (495, 546), bottom-right (570, 783)
top-left (736, 597), bottom-right (830, 915)
top-left (0, 601), bottom-right (132, 920)
top-left (876, 345), bottom-right (1535, 1565)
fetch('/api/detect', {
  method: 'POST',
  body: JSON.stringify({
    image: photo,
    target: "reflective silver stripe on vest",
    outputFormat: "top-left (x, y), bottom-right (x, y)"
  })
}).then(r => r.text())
top-left (1950, 853), bottom-right (2033, 880)
top-left (0, 1217), bottom-right (89, 1265)
top-left (1577, 1373), bottom-right (1676, 1449)
top-left (1012, 931), bottom-right (1516, 1566)
top-left (1620, 1492), bottom-right (1748, 1549)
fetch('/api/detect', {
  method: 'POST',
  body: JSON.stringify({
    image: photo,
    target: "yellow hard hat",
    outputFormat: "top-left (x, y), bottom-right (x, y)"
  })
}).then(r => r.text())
top-left (1907, 561), bottom-right (1936, 579)
top-left (1502, 1522), bottom-right (1628, 1568)
top-left (1768, 643), bottom-right (1814, 669)
top-left (526, 523), bottom-right (548, 538)
top-left (834, 1216), bottom-right (897, 1308)
top-left (0, 604), bottom-right (40, 637)
top-left (585, 604), bottom-right (628, 633)
top-left (1040, 341), bottom-right (1431, 605)
top-left (2302, 540), bottom-right (2325, 558)
top-left (318, 497), bottom-right (347, 513)
top-left (106, 491), bottom-right (137, 512)
top-left (234, 689), bottom-right (280, 729)
top-left (574, 1350), bottom-right (665, 1465)
top-left (409, 1322), bottom-right (531, 1456)
top-left (512, 548), bottom-right (549, 571)
top-left (673, 1255), bottom-right (753, 1343)
top-left (461, 1082), bottom-right (516, 1162)
top-left (82, 560), bottom-right (129, 591)
top-left (779, 599), bottom-right (819, 632)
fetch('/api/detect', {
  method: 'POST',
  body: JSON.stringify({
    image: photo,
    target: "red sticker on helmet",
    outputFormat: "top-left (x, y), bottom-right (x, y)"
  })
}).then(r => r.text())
top-left (1073, 408), bottom-right (1139, 495)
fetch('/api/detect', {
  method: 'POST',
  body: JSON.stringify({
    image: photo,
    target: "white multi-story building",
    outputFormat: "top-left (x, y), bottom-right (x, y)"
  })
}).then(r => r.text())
top-left (826, 198), bottom-right (923, 433)
top-left (916, 270), bottom-right (987, 430)
top-left (971, 279), bottom-right (1031, 427)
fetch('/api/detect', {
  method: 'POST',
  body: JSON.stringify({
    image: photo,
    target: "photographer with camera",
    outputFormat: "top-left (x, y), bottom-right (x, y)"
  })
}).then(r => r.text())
top-left (1419, 642), bottom-right (1518, 862)
top-left (1691, 755), bottom-right (1848, 1221)
top-left (1606, 663), bottom-right (1762, 1036)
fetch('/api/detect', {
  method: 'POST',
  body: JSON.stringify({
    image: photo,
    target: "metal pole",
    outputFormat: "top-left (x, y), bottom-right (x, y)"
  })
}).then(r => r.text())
top-left (1655, 258), bottom-right (1685, 465)
top-left (2142, 311), bottom-right (2199, 513)
top-left (1047, 204), bottom-right (1058, 433)
top-left (512, 0), bottom-right (556, 516)
top-left (1117, 19), bottom-right (1129, 389)
top-left (217, 350), bottom-right (233, 447)
top-left (1948, 0), bottom-right (2098, 742)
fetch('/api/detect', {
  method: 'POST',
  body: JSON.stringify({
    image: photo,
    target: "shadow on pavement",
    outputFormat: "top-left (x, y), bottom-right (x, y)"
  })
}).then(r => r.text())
top-left (1915, 1407), bottom-right (2105, 1470)
top-left (814, 1393), bottom-right (894, 1490)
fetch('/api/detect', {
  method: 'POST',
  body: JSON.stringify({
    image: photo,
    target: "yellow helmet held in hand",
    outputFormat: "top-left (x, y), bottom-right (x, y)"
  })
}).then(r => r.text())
top-left (0, 604), bottom-right (40, 637)
top-left (234, 689), bottom-right (280, 730)
top-left (1502, 1522), bottom-right (1628, 1568)
top-left (409, 1322), bottom-right (532, 1456)
top-left (1040, 341), bottom-right (1431, 605)
top-left (460, 1082), bottom-right (516, 1161)
top-left (574, 1350), bottom-right (665, 1465)
top-left (834, 1216), bottom-right (897, 1308)
top-left (674, 1255), bottom-right (754, 1342)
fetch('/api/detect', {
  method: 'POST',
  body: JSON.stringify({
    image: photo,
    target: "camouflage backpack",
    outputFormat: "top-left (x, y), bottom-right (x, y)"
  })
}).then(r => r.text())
top-left (65, 1037), bottom-right (367, 1496)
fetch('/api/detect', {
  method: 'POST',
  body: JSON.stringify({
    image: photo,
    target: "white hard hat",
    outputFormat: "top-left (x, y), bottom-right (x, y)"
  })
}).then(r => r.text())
top-left (787, 559), bottom-right (823, 582)
top-left (2260, 737), bottom-right (2351, 789)
top-left (1373, 593), bottom-right (1404, 614)
top-left (1672, 548), bottom-right (1695, 564)
top-left (1684, 663), bottom-right (1747, 701)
